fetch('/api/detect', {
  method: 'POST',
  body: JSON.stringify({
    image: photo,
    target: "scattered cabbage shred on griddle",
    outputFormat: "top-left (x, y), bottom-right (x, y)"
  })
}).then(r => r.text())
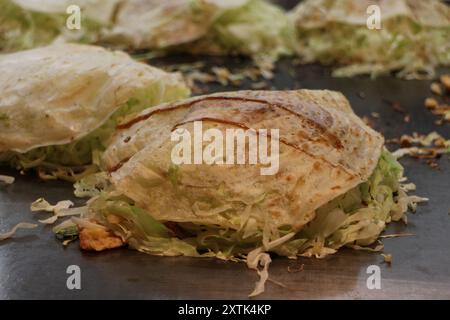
top-left (0, 174), bottom-right (15, 184)
top-left (0, 0), bottom-right (436, 297)
top-left (0, 222), bottom-right (37, 241)
top-left (73, 150), bottom-right (425, 296)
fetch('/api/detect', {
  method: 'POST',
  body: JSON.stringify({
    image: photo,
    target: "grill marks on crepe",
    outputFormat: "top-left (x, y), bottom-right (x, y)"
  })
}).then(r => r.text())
top-left (112, 91), bottom-right (350, 174)
top-left (117, 96), bottom-right (342, 148)
top-left (103, 90), bottom-right (384, 230)
top-left (173, 98), bottom-right (343, 149)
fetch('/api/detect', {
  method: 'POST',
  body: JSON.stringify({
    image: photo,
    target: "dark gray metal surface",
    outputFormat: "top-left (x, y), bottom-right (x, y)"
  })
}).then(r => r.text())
top-left (1, 56), bottom-right (450, 299)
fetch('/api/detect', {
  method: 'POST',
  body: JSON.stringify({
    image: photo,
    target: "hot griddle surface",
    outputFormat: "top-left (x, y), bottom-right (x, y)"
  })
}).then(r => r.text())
top-left (1, 55), bottom-right (450, 299)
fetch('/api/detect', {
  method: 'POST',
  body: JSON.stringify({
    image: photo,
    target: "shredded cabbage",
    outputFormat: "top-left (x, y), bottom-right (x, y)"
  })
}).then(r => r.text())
top-left (1, 105), bottom-right (125, 182)
top-left (31, 198), bottom-right (73, 213)
top-left (0, 0), bottom-right (105, 52)
top-left (53, 219), bottom-right (79, 238)
top-left (74, 172), bottom-right (110, 198)
top-left (0, 0), bottom-right (61, 52)
top-left (31, 197), bottom-right (87, 224)
top-left (0, 174), bottom-right (15, 184)
top-left (1, 0), bottom-right (293, 62)
top-left (0, 86), bottom-right (190, 182)
top-left (0, 222), bottom-right (37, 241)
top-left (84, 150), bottom-right (424, 296)
top-left (294, 17), bottom-right (450, 79)
top-left (186, 0), bottom-right (294, 61)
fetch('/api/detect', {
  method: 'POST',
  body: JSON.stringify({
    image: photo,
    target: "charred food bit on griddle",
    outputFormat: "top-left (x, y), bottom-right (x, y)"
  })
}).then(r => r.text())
top-left (424, 74), bottom-right (450, 124)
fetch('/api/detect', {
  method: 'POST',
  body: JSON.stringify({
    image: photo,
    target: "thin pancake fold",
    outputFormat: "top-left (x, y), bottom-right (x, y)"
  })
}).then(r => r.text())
top-left (1, 0), bottom-right (292, 61)
top-left (102, 0), bottom-right (292, 60)
top-left (102, 90), bottom-right (384, 230)
top-left (0, 43), bottom-right (190, 180)
top-left (79, 90), bottom-right (423, 297)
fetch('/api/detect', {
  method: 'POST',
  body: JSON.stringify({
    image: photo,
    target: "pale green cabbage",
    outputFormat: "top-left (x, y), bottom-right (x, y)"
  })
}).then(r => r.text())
top-left (1, 87), bottom-right (190, 182)
top-left (186, 0), bottom-right (295, 61)
top-left (72, 150), bottom-right (425, 296)
top-left (296, 19), bottom-right (450, 79)
top-left (293, 2), bottom-right (450, 79)
top-left (0, 0), bottom-right (105, 52)
top-left (0, 0), bottom-right (61, 52)
top-left (1, 0), bottom-right (293, 61)
top-left (0, 222), bottom-right (37, 241)
top-left (84, 151), bottom-right (419, 259)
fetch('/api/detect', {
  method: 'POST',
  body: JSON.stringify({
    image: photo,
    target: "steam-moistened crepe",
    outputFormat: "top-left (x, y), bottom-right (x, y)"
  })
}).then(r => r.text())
top-left (105, 0), bottom-right (292, 59)
top-left (104, 0), bottom-right (248, 48)
top-left (291, 0), bottom-right (450, 79)
top-left (0, 43), bottom-right (190, 181)
top-left (1, 0), bottom-right (292, 60)
top-left (73, 90), bottom-right (423, 296)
